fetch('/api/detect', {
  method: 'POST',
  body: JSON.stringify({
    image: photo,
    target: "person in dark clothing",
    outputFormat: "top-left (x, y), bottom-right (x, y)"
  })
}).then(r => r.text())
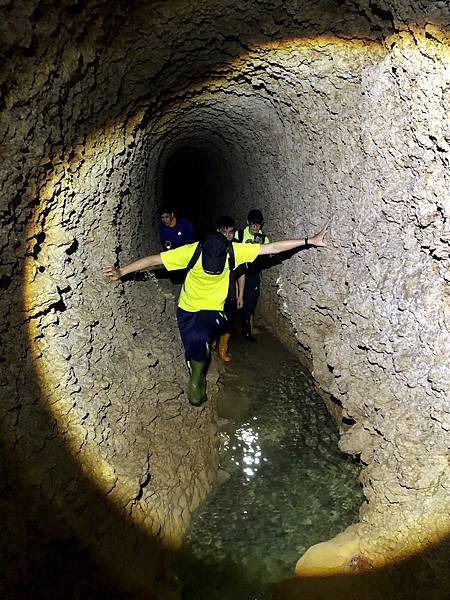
top-left (237, 208), bottom-right (270, 342)
top-left (158, 206), bottom-right (194, 250)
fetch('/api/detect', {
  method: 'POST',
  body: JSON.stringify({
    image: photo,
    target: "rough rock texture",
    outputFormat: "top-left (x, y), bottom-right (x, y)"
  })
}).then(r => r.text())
top-left (1, 0), bottom-right (449, 597)
top-left (253, 25), bottom-right (450, 583)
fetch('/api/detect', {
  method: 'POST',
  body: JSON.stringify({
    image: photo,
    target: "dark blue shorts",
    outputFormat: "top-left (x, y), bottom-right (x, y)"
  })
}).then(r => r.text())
top-left (177, 308), bottom-right (228, 361)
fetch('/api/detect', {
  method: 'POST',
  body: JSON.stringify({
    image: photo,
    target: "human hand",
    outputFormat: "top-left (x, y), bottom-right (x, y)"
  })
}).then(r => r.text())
top-left (309, 224), bottom-right (329, 247)
top-left (103, 265), bottom-right (122, 281)
top-left (237, 295), bottom-right (244, 310)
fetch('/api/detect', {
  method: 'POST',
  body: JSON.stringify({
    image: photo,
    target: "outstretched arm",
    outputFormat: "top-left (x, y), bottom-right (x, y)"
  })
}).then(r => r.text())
top-left (258, 225), bottom-right (328, 256)
top-left (103, 254), bottom-right (163, 281)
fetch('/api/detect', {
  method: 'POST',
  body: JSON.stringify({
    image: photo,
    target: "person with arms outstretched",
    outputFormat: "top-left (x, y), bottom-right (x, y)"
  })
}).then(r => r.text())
top-left (104, 225), bottom-right (328, 406)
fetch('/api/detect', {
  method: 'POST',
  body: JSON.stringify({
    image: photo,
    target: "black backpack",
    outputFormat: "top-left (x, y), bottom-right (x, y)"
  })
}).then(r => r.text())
top-left (186, 233), bottom-right (235, 275)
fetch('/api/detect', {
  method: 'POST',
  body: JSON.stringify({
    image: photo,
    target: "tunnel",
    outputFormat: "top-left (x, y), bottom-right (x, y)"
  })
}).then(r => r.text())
top-left (159, 144), bottom-right (226, 236)
top-left (1, 0), bottom-right (449, 598)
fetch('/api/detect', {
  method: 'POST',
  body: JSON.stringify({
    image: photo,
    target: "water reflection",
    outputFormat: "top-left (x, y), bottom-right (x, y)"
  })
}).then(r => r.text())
top-left (236, 425), bottom-right (262, 480)
top-left (179, 333), bottom-right (364, 600)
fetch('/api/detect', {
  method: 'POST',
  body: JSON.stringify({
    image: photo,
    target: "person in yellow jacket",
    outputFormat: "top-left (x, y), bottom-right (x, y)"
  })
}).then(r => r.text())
top-left (104, 224), bottom-right (328, 406)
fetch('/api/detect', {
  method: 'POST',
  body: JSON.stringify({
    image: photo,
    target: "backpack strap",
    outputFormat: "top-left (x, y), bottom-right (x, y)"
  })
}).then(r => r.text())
top-left (237, 229), bottom-right (244, 242)
top-left (185, 241), bottom-right (234, 279)
top-left (186, 242), bottom-right (202, 274)
top-left (227, 243), bottom-right (235, 272)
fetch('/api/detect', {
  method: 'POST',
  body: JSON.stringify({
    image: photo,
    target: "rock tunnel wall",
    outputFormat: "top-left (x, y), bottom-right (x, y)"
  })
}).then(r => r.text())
top-left (1, 0), bottom-right (449, 597)
top-left (255, 25), bottom-right (450, 568)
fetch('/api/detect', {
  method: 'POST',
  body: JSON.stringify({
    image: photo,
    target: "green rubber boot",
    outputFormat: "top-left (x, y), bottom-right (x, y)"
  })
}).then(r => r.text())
top-left (187, 359), bottom-right (208, 406)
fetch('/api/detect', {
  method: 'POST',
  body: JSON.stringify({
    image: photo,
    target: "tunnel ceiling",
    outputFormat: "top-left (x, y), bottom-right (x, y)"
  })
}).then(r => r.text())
top-left (1, 0), bottom-right (449, 597)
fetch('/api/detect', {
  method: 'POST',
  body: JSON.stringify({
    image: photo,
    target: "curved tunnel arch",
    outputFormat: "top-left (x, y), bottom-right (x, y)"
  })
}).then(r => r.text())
top-left (148, 88), bottom-right (293, 238)
top-left (1, 1), bottom-right (450, 597)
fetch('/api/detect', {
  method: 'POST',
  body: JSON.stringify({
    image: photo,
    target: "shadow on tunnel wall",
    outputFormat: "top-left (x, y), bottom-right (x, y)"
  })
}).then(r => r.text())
top-left (0, 305), bottom-right (166, 598)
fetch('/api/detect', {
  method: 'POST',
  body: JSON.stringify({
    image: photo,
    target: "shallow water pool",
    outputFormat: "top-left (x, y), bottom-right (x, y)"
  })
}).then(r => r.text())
top-left (178, 329), bottom-right (363, 599)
